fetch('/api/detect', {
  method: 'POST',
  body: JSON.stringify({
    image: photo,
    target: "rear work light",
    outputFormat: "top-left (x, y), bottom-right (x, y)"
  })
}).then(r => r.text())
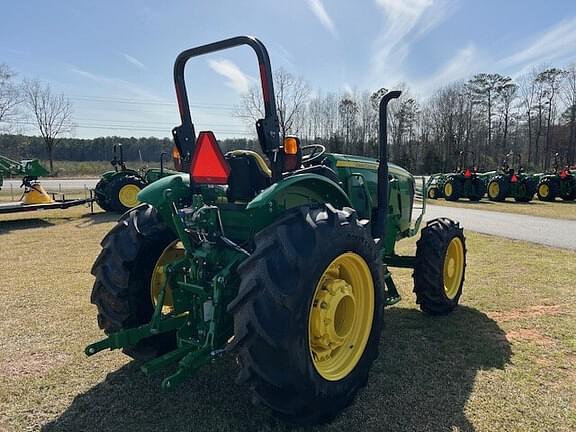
top-left (189, 131), bottom-right (231, 184)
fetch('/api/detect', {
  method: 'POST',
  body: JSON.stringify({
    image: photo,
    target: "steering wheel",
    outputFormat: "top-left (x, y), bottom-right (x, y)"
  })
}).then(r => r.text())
top-left (301, 144), bottom-right (326, 166)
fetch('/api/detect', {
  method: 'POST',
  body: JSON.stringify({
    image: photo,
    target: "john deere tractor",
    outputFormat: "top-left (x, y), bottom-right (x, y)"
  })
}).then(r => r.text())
top-left (94, 144), bottom-right (178, 213)
top-left (86, 36), bottom-right (467, 424)
top-left (536, 153), bottom-right (576, 201)
top-left (427, 151), bottom-right (486, 201)
top-left (487, 152), bottom-right (537, 202)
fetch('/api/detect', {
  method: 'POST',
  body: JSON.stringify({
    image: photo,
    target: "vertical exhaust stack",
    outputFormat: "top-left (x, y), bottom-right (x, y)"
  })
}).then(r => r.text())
top-left (374, 90), bottom-right (401, 241)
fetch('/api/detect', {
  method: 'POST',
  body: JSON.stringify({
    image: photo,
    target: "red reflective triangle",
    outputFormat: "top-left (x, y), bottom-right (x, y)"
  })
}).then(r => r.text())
top-left (189, 131), bottom-right (230, 184)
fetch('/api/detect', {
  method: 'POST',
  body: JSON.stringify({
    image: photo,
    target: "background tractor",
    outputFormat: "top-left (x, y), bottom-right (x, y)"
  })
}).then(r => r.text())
top-left (427, 151), bottom-right (487, 201)
top-left (86, 36), bottom-right (467, 424)
top-left (486, 152), bottom-right (537, 202)
top-left (93, 144), bottom-right (178, 213)
top-left (536, 153), bottom-right (576, 201)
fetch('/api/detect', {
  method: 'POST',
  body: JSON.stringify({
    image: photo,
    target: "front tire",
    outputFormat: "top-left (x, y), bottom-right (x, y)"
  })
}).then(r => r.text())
top-left (413, 218), bottom-right (466, 315)
top-left (90, 205), bottom-right (177, 360)
top-left (227, 204), bottom-right (384, 424)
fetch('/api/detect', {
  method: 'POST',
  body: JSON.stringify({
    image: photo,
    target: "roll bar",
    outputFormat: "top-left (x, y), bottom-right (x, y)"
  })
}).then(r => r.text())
top-left (172, 36), bottom-right (281, 177)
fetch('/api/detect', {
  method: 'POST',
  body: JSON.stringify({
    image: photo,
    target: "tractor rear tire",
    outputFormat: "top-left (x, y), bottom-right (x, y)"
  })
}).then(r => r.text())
top-left (469, 178), bottom-right (485, 201)
top-left (107, 174), bottom-right (147, 213)
top-left (487, 177), bottom-right (508, 201)
top-left (94, 178), bottom-right (115, 211)
top-left (228, 204), bottom-right (384, 425)
top-left (560, 180), bottom-right (576, 201)
top-left (537, 177), bottom-right (558, 201)
top-left (443, 179), bottom-right (461, 201)
top-left (413, 217), bottom-right (466, 315)
top-left (90, 205), bottom-right (177, 360)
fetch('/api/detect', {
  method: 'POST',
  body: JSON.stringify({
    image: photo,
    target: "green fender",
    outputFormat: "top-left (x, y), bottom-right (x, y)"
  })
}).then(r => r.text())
top-left (247, 173), bottom-right (352, 213)
top-left (137, 173), bottom-right (190, 208)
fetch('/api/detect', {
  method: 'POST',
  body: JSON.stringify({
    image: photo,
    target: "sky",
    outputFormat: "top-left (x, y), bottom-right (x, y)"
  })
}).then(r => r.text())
top-left (2, 0), bottom-right (576, 139)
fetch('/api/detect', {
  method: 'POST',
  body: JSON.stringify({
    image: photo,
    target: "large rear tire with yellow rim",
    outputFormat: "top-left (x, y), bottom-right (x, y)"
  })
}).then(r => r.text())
top-left (413, 217), bottom-right (466, 315)
top-left (228, 204), bottom-right (384, 425)
top-left (107, 173), bottom-right (147, 213)
top-left (90, 205), bottom-right (177, 360)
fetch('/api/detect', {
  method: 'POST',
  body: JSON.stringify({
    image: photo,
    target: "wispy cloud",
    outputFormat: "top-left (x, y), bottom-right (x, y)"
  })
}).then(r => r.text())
top-left (207, 59), bottom-right (252, 94)
top-left (370, 0), bottom-right (453, 85)
top-left (122, 53), bottom-right (146, 70)
top-left (497, 17), bottom-right (576, 73)
top-left (69, 66), bottom-right (167, 101)
top-left (416, 43), bottom-right (479, 95)
top-left (307, 0), bottom-right (337, 37)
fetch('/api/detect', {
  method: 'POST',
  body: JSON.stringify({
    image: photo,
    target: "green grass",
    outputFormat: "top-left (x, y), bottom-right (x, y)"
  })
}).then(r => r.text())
top-left (0, 208), bottom-right (574, 431)
top-left (429, 197), bottom-right (576, 220)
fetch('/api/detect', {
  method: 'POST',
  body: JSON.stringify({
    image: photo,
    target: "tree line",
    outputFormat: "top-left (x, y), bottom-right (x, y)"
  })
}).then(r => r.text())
top-left (240, 66), bottom-right (576, 173)
top-left (2, 60), bottom-right (576, 174)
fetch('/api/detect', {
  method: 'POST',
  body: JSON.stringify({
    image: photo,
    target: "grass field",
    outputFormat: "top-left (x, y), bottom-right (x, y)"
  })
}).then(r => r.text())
top-left (0, 207), bottom-right (575, 432)
top-left (429, 197), bottom-right (576, 220)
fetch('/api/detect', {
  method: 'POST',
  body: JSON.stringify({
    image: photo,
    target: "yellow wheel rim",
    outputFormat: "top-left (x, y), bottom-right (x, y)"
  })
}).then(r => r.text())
top-left (308, 252), bottom-right (374, 381)
top-left (443, 237), bottom-right (464, 299)
top-left (444, 182), bottom-right (453, 197)
top-left (539, 184), bottom-right (549, 198)
top-left (118, 184), bottom-right (141, 208)
top-left (488, 181), bottom-right (500, 198)
top-left (150, 241), bottom-right (184, 313)
top-left (428, 188), bottom-right (436, 199)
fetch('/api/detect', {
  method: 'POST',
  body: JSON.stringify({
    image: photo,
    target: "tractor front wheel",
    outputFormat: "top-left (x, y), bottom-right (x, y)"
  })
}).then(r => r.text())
top-left (228, 204), bottom-right (384, 424)
top-left (90, 205), bottom-right (177, 360)
top-left (427, 186), bottom-right (439, 199)
top-left (413, 217), bottom-right (466, 315)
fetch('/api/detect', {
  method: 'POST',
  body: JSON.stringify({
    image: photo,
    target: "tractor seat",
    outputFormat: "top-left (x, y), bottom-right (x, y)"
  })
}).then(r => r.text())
top-left (225, 150), bottom-right (271, 203)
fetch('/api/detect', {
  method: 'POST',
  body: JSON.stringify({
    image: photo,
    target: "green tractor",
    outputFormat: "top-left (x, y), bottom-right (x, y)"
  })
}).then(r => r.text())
top-left (486, 152), bottom-right (537, 202)
top-left (536, 153), bottom-right (576, 201)
top-left (428, 151), bottom-right (486, 201)
top-left (86, 36), bottom-right (467, 424)
top-left (93, 144), bottom-right (178, 213)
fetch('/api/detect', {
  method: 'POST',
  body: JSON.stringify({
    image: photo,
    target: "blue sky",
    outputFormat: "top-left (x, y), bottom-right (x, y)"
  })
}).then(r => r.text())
top-left (2, 0), bottom-right (576, 139)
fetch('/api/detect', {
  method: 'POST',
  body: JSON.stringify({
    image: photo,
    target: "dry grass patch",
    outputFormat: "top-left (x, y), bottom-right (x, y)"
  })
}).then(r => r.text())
top-left (0, 208), bottom-right (574, 432)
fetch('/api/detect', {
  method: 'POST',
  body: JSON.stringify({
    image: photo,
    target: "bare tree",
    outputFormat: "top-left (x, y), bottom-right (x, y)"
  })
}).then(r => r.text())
top-left (239, 68), bottom-right (311, 139)
top-left (536, 68), bottom-right (566, 168)
top-left (0, 64), bottom-right (21, 131)
top-left (338, 97), bottom-right (358, 153)
top-left (22, 79), bottom-right (73, 171)
top-left (497, 81), bottom-right (518, 151)
top-left (560, 64), bottom-right (576, 163)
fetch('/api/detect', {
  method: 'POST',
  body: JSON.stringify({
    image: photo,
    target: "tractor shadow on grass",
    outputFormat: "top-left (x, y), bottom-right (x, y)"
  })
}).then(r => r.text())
top-left (74, 211), bottom-right (118, 228)
top-left (42, 306), bottom-right (511, 432)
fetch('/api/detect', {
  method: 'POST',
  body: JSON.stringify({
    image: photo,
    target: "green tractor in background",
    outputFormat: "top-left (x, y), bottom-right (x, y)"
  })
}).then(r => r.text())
top-left (94, 144), bottom-right (178, 213)
top-left (86, 36), bottom-right (467, 424)
top-left (427, 150), bottom-right (487, 201)
top-left (487, 152), bottom-right (537, 202)
top-left (536, 153), bottom-right (576, 201)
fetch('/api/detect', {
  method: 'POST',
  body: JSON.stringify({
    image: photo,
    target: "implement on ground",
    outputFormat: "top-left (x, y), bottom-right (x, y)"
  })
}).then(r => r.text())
top-left (86, 36), bottom-right (467, 424)
top-left (0, 154), bottom-right (91, 215)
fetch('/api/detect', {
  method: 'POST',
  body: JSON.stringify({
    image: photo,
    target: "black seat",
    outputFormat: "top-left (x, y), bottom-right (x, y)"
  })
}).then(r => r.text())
top-left (225, 151), bottom-right (271, 203)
